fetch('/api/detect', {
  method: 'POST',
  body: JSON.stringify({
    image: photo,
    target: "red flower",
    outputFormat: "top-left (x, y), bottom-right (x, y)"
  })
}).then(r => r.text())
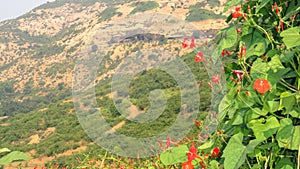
top-left (239, 46), bottom-right (246, 58)
top-left (182, 161), bottom-right (194, 169)
top-left (232, 7), bottom-right (243, 18)
top-left (254, 78), bottom-right (271, 94)
top-left (195, 52), bottom-right (204, 62)
top-left (273, 2), bottom-right (279, 14)
top-left (222, 50), bottom-right (231, 57)
top-left (232, 70), bottom-right (245, 82)
top-left (280, 20), bottom-right (284, 31)
top-left (212, 74), bottom-right (220, 84)
top-left (190, 37), bottom-right (196, 49)
top-left (187, 142), bottom-right (198, 161)
top-left (221, 50), bottom-right (226, 57)
top-left (200, 161), bottom-right (206, 169)
top-left (182, 38), bottom-right (189, 48)
top-left (166, 136), bottom-right (171, 148)
top-left (193, 120), bottom-right (201, 127)
top-left (211, 147), bottom-right (220, 157)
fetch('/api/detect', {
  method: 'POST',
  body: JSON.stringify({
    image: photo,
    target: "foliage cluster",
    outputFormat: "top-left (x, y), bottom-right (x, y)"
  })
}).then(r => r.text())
top-left (97, 7), bottom-right (122, 23)
top-left (129, 1), bottom-right (159, 15)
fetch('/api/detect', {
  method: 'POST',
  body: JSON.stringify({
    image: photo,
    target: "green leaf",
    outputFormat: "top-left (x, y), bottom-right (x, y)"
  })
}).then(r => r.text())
top-left (288, 110), bottom-right (300, 118)
top-left (0, 148), bottom-right (11, 155)
top-left (244, 108), bottom-right (261, 124)
top-left (241, 25), bottom-right (253, 36)
top-left (265, 101), bottom-right (280, 113)
top-left (0, 151), bottom-right (31, 165)
top-left (222, 132), bottom-right (246, 169)
top-left (268, 55), bottom-right (285, 73)
top-left (218, 92), bottom-right (236, 120)
top-left (267, 68), bottom-right (290, 85)
top-left (243, 31), bottom-right (267, 58)
top-left (231, 108), bottom-right (247, 125)
top-left (223, 0), bottom-right (242, 12)
top-left (218, 27), bottom-right (238, 50)
top-left (250, 58), bottom-right (269, 79)
top-left (280, 92), bottom-right (296, 112)
top-left (256, 0), bottom-right (271, 12)
top-left (247, 116), bottom-right (280, 141)
top-left (209, 160), bottom-right (220, 169)
top-left (276, 118), bottom-right (300, 150)
top-left (283, 5), bottom-right (300, 21)
top-left (280, 27), bottom-right (300, 49)
top-left (222, 133), bottom-right (260, 169)
top-left (280, 50), bottom-right (295, 63)
top-left (246, 139), bottom-right (262, 153)
top-left (198, 139), bottom-right (214, 150)
top-left (213, 27), bottom-right (237, 61)
top-left (275, 158), bottom-right (294, 169)
top-left (160, 145), bottom-right (188, 165)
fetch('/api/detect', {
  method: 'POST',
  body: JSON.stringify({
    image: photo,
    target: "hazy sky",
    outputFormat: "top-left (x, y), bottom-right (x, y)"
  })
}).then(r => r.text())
top-left (0, 0), bottom-right (55, 21)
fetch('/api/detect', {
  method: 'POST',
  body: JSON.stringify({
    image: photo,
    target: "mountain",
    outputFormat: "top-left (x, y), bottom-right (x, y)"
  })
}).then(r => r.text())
top-left (0, 0), bottom-right (229, 168)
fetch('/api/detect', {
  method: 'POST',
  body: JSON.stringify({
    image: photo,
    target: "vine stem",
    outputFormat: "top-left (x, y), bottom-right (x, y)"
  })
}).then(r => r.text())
top-left (100, 151), bottom-right (108, 169)
top-left (237, 94), bottom-right (261, 115)
top-left (265, 149), bottom-right (271, 169)
top-left (279, 79), bottom-right (299, 92)
top-left (249, 17), bottom-right (275, 49)
top-left (297, 145), bottom-right (300, 169)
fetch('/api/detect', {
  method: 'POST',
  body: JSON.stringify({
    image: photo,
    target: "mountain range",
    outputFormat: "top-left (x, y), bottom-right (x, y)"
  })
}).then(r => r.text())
top-left (0, 0), bottom-right (229, 168)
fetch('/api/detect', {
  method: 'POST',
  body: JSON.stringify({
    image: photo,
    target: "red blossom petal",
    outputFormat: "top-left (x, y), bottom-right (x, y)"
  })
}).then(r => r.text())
top-left (212, 74), bottom-right (220, 84)
top-left (239, 46), bottom-right (247, 58)
top-left (195, 52), bottom-right (204, 62)
top-left (182, 38), bottom-right (189, 48)
top-left (221, 50), bottom-right (226, 57)
top-left (182, 42), bottom-right (188, 48)
top-left (190, 37), bottom-right (196, 49)
top-left (232, 70), bottom-right (245, 81)
top-left (166, 136), bottom-right (171, 148)
top-left (254, 78), bottom-right (271, 94)
top-left (182, 161), bottom-right (194, 169)
top-left (193, 120), bottom-right (201, 127)
top-left (212, 147), bottom-right (220, 157)
top-left (187, 142), bottom-right (198, 161)
top-left (280, 20), bottom-right (284, 31)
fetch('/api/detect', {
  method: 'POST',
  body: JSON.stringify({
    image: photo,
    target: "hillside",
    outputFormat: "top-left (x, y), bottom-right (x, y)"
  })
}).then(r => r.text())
top-left (0, 0), bottom-right (229, 168)
top-left (0, 0), bottom-right (229, 117)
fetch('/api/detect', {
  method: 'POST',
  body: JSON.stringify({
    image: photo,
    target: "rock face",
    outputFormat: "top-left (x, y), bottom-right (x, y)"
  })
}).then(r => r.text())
top-left (120, 33), bottom-right (166, 43)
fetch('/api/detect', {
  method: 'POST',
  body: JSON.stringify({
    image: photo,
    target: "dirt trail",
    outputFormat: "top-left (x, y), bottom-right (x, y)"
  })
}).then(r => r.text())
top-left (105, 104), bottom-right (143, 134)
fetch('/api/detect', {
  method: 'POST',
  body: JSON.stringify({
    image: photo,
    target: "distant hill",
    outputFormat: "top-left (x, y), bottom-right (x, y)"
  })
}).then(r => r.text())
top-left (0, 0), bottom-right (228, 168)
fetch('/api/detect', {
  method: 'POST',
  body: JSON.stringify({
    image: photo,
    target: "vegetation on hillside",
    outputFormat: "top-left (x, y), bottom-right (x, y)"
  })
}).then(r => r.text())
top-left (97, 7), bottom-right (122, 23)
top-left (129, 1), bottom-right (159, 15)
top-left (0, 49), bottom-right (211, 168)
